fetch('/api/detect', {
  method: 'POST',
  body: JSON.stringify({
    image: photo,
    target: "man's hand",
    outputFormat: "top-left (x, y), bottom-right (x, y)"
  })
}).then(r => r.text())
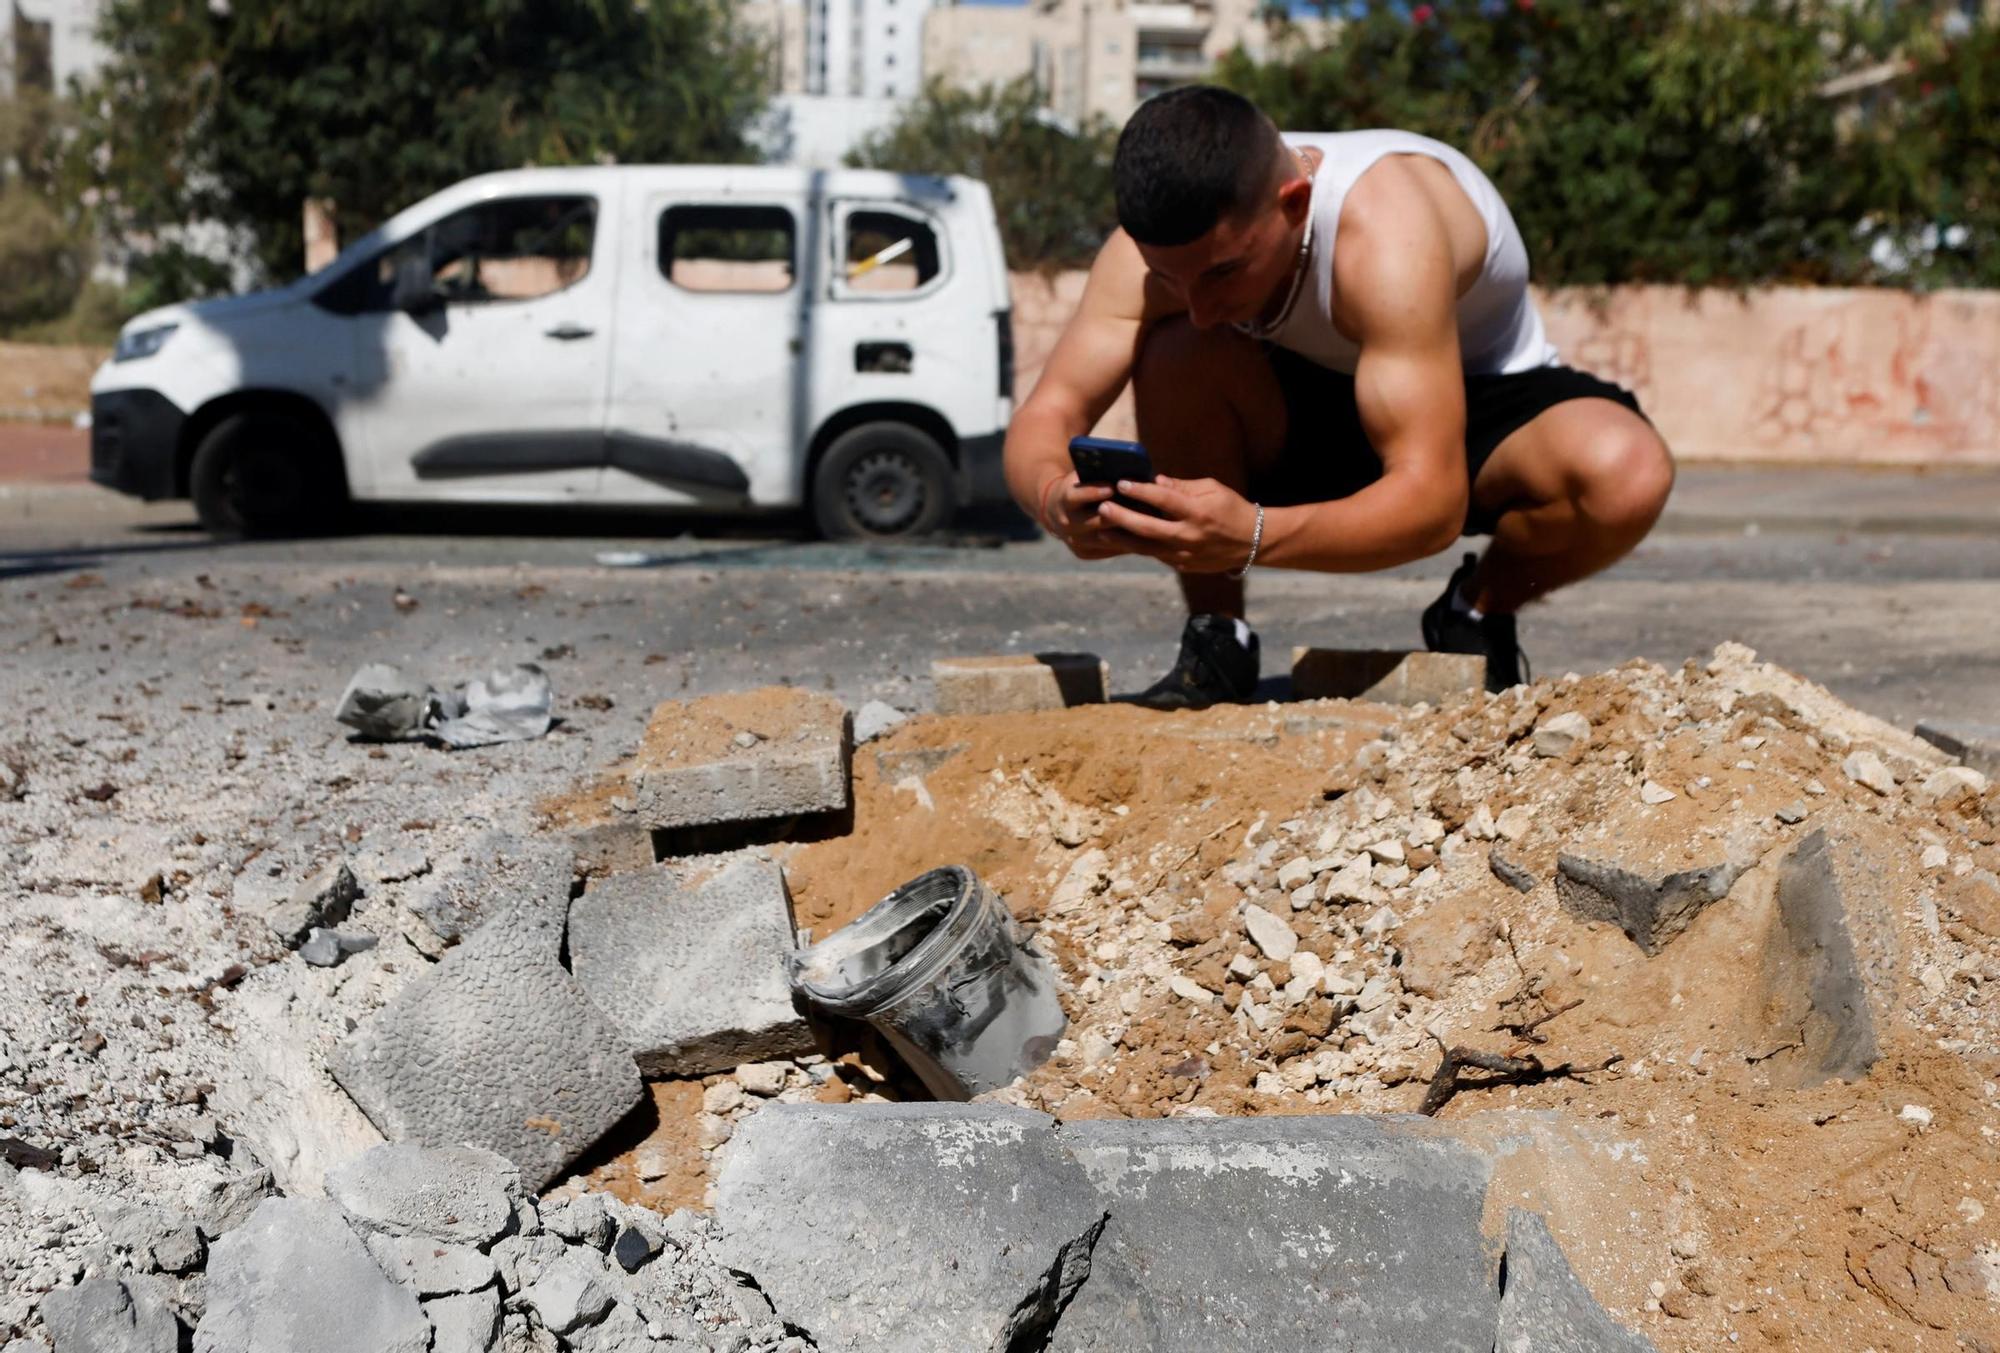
top-left (1096, 476), bottom-right (1261, 573)
top-left (1039, 472), bottom-right (1150, 561)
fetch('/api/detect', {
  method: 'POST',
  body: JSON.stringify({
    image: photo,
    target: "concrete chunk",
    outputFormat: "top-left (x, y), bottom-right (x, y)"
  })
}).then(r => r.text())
top-left (1914, 719), bottom-right (2000, 777)
top-left (1554, 855), bottom-right (1743, 955)
top-left (327, 897), bottom-right (643, 1191)
top-left (262, 861), bottom-right (358, 948)
top-left (406, 832), bottom-right (576, 945)
top-left (569, 853), bottom-right (812, 1076)
top-left (1754, 830), bottom-right (1884, 1086)
top-left (1050, 1115), bottom-right (1497, 1352)
top-left (1291, 649), bottom-right (1487, 704)
top-left (716, 1104), bottom-right (1109, 1353)
top-left (631, 688), bottom-right (850, 830)
top-left (424, 1288), bottom-right (502, 1353)
top-left (367, 1232), bottom-right (499, 1296)
top-left (193, 1198), bottom-right (429, 1353)
top-left (521, 1251), bottom-right (616, 1334)
top-left (931, 654), bottom-right (1109, 716)
top-left (1495, 1210), bottom-right (1657, 1352)
top-left (328, 1142), bottom-right (518, 1245)
top-left (39, 1278), bottom-right (180, 1353)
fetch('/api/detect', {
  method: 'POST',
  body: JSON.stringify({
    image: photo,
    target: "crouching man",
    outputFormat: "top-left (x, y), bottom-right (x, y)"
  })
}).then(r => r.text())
top-left (1003, 86), bottom-right (1674, 705)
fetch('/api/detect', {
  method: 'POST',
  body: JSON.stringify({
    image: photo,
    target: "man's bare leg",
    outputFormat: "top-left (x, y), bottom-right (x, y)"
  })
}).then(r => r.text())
top-left (1467, 398), bottom-right (1675, 614)
top-left (1131, 319), bottom-right (1289, 622)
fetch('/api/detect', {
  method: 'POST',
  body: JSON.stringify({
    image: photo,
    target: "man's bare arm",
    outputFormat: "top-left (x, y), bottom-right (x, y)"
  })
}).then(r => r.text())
top-left (1002, 231), bottom-right (1169, 524)
top-left (1255, 165), bottom-right (1471, 571)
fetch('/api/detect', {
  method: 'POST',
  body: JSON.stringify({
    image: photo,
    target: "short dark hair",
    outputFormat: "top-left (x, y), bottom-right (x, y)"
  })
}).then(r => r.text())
top-left (1113, 86), bottom-right (1285, 246)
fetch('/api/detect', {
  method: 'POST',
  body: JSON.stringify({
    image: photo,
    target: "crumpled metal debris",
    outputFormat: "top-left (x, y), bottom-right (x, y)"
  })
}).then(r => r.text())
top-left (334, 662), bottom-right (553, 748)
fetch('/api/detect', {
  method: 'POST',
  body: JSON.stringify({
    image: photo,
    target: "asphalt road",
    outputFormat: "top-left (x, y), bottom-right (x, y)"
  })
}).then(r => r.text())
top-left (3, 470), bottom-right (1997, 732)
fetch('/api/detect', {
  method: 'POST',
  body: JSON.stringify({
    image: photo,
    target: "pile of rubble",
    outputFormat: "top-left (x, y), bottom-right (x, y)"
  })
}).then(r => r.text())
top-left (3, 631), bottom-right (1998, 1351)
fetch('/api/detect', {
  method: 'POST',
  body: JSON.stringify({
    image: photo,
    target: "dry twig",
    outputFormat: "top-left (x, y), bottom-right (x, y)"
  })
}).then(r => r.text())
top-left (1416, 1032), bottom-right (1622, 1117)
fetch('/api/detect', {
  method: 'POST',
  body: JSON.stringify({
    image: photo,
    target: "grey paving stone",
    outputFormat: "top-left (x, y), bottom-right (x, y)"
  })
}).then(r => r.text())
top-left (1495, 1210), bottom-right (1657, 1352)
top-left (423, 1288), bottom-right (503, 1353)
top-left (715, 1103), bottom-right (1108, 1353)
top-left (1554, 855), bottom-right (1744, 955)
top-left (1915, 718), bottom-right (2000, 776)
top-left (631, 689), bottom-right (849, 830)
top-left (327, 896), bottom-right (643, 1191)
top-left (931, 654), bottom-right (1109, 715)
top-left (193, 1197), bottom-right (429, 1353)
top-left (38, 1277), bottom-right (180, 1353)
top-left (406, 832), bottom-right (576, 945)
top-left (569, 853), bottom-right (812, 1076)
top-left (1049, 1114), bottom-right (1498, 1353)
top-left (327, 1142), bottom-right (518, 1246)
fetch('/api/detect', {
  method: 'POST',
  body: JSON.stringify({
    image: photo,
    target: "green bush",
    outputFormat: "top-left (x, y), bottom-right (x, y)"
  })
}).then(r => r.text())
top-left (848, 79), bottom-right (1120, 272)
top-left (1218, 0), bottom-right (1993, 289)
top-left (0, 186), bottom-right (86, 331)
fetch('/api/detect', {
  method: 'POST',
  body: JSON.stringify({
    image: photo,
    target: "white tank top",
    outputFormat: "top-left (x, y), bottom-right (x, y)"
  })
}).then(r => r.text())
top-left (1256, 130), bottom-right (1558, 376)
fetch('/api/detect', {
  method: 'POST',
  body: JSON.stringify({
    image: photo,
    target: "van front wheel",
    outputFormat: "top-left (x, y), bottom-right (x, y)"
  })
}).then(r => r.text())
top-left (189, 410), bottom-right (345, 538)
top-left (811, 423), bottom-right (954, 540)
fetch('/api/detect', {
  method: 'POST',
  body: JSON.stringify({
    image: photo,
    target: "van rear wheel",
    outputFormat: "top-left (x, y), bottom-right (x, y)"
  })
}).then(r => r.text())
top-left (811, 422), bottom-right (954, 541)
top-left (189, 410), bottom-right (346, 538)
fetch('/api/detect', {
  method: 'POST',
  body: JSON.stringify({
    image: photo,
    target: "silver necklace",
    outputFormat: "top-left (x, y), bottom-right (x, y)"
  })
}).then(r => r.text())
top-left (1237, 150), bottom-right (1318, 341)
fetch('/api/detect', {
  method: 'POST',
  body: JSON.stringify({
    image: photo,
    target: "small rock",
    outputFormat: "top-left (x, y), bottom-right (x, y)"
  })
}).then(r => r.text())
top-left (732, 730), bottom-right (762, 749)
top-left (702, 1080), bottom-right (746, 1115)
top-left (1899, 1103), bottom-right (1934, 1129)
top-left (1360, 905), bottom-right (1400, 940)
top-left (1289, 951), bottom-right (1324, 988)
top-left (1640, 781), bottom-right (1677, 805)
top-left (1532, 711), bottom-right (1591, 758)
top-left (1466, 804), bottom-right (1499, 840)
top-left (521, 1252), bottom-right (615, 1334)
top-left (1226, 953), bottom-right (1260, 981)
top-left (299, 927), bottom-right (380, 968)
top-left (1843, 750), bottom-right (1897, 796)
top-left (1241, 904), bottom-right (1298, 962)
top-left (1921, 845), bottom-right (1950, 871)
top-left (1669, 1232), bottom-right (1702, 1260)
top-left (852, 701), bottom-right (908, 745)
top-left (698, 1113), bottom-right (734, 1149)
top-left (1322, 855), bottom-right (1376, 905)
top-left (1364, 839), bottom-right (1405, 865)
top-left (1355, 975), bottom-right (1396, 1012)
top-left (1805, 778), bottom-right (1827, 796)
top-left (1916, 765), bottom-right (1990, 809)
top-left (734, 1062), bottom-right (789, 1097)
top-left (612, 1223), bottom-right (662, 1273)
top-left (266, 862), bottom-right (358, 948)
top-left (1775, 801), bottom-right (1809, 824)
top-left (39, 1277), bottom-right (181, 1353)
top-left (1169, 975), bottom-right (1215, 1005)
top-left (1277, 856), bottom-right (1316, 890)
top-left (1494, 805), bottom-right (1534, 842)
top-left (545, 1194), bottom-right (615, 1249)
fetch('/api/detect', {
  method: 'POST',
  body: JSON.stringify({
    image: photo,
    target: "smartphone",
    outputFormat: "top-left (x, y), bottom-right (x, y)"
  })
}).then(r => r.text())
top-left (1068, 436), bottom-right (1165, 519)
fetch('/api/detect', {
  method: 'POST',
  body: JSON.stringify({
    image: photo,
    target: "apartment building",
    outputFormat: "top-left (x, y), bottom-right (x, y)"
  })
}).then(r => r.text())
top-left (2, 0), bottom-right (108, 98)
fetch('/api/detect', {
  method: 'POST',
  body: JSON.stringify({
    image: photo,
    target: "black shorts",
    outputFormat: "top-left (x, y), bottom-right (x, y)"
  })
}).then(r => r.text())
top-left (1251, 346), bottom-right (1650, 537)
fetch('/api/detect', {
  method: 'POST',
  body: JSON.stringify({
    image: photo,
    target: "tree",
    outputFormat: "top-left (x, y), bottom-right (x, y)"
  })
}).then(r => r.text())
top-left (1218, 0), bottom-right (1979, 289)
top-left (77, 0), bottom-right (771, 293)
top-left (847, 78), bottom-right (1119, 272)
top-left (0, 87), bottom-right (87, 329)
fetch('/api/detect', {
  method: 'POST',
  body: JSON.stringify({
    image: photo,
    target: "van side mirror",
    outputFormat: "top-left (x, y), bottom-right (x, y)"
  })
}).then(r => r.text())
top-left (392, 255), bottom-right (443, 314)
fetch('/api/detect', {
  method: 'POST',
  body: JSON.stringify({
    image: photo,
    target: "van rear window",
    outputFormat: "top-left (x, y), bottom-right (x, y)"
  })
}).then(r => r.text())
top-left (660, 206), bottom-right (796, 293)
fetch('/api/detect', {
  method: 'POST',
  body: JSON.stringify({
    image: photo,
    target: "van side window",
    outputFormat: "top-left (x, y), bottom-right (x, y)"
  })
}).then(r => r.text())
top-left (314, 196), bottom-right (595, 313)
top-left (661, 206), bottom-right (796, 293)
top-left (843, 210), bottom-right (941, 293)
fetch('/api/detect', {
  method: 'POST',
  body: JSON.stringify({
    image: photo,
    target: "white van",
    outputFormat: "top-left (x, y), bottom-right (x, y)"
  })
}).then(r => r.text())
top-left (89, 165), bottom-right (1017, 538)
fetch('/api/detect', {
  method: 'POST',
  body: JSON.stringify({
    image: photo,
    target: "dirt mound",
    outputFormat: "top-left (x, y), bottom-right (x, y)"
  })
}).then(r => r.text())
top-left (562, 648), bottom-right (2000, 1349)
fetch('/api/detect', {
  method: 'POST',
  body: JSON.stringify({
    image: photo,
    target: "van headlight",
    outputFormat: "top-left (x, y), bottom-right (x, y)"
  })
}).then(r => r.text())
top-left (114, 323), bottom-right (179, 363)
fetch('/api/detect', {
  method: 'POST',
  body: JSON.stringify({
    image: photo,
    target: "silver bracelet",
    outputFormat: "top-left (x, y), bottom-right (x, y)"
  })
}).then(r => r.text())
top-left (1227, 504), bottom-right (1265, 580)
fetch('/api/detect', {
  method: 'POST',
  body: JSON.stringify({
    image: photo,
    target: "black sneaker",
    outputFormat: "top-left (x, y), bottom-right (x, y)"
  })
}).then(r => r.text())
top-left (1421, 552), bottom-right (1528, 693)
top-left (1136, 614), bottom-right (1260, 710)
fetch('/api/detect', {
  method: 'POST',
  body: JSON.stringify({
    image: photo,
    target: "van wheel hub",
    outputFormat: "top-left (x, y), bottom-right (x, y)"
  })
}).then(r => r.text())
top-left (846, 450), bottom-right (926, 534)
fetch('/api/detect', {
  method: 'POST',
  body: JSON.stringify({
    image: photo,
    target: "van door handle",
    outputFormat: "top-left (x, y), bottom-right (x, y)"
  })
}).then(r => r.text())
top-left (544, 323), bottom-right (595, 341)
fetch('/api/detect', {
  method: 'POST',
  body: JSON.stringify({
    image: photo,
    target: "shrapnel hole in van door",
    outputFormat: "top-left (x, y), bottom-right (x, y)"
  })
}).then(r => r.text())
top-left (661, 204), bottom-right (797, 294)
